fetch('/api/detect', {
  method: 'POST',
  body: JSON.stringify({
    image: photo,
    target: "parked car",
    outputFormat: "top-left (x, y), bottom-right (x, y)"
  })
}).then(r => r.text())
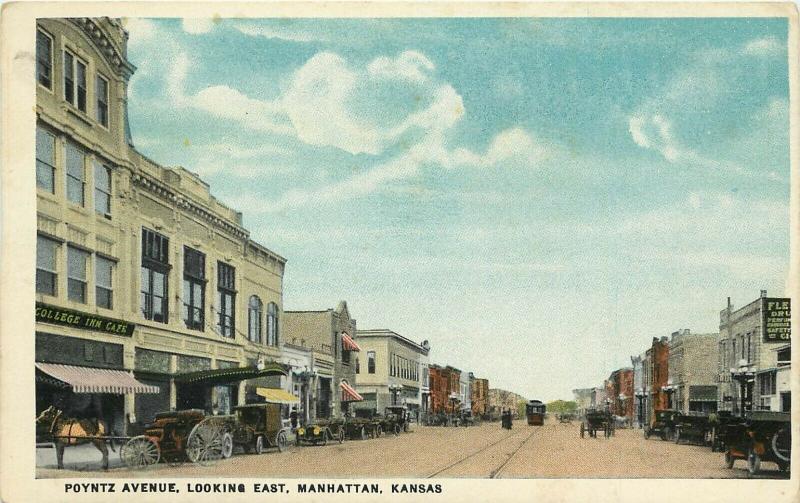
top-left (644, 410), bottom-right (679, 441)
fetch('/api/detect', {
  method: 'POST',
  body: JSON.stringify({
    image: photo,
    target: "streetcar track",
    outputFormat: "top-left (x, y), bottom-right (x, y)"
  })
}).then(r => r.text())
top-left (426, 427), bottom-right (537, 478)
top-left (489, 426), bottom-right (541, 479)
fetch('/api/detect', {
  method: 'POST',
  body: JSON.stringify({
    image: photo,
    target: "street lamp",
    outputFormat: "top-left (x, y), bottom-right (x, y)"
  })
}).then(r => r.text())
top-left (730, 361), bottom-right (755, 415)
top-left (389, 382), bottom-right (402, 406)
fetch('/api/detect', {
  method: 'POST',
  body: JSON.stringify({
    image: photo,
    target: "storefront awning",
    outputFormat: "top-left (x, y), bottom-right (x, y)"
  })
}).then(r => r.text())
top-left (256, 387), bottom-right (300, 404)
top-left (35, 363), bottom-right (160, 394)
top-left (175, 363), bottom-right (287, 385)
top-left (342, 333), bottom-right (361, 351)
top-left (340, 381), bottom-right (363, 402)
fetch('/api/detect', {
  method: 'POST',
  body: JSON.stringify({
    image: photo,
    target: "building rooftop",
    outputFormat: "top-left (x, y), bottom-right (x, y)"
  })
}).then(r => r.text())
top-left (355, 329), bottom-right (429, 354)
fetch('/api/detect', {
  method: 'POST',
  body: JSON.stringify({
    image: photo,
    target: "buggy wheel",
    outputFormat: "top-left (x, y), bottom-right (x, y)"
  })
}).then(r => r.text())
top-left (725, 451), bottom-right (735, 469)
top-left (120, 436), bottom-right (160, 469)
top-left (187, 420), bottom-right (228, 466)
top-left (580, 423), bottom-right (585, 438)
top-left (276, 431), bottom-right (288, 453)
top-left (360, 426), bottom-right (368, 440)
top-left (747, 448), bottom-right (761, 476)
top-left (376, 425), bottom-right (383, 438)
top-left (337, 428), bottom-right (344, 444)
top-left (255, 435), bottom-right (266, 455)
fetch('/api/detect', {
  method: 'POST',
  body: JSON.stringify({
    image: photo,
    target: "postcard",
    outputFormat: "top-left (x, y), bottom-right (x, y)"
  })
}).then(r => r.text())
top-left (1, 1), bottom-right (797, 502)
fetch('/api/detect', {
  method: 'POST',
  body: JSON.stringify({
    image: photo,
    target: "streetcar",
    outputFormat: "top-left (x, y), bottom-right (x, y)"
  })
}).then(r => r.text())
top-left (526, 400), bottom-right (546, 426)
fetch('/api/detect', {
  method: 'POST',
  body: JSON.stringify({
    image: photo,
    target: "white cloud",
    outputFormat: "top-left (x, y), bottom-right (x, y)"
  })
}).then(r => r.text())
top-left (233, 23), bottom-right (321, 43)
top-left (194, 85), bottom-right (292, 134)
top-left (122, 18), bottom-right (157, 46)
top-left (367, 51), bottom-right (435, 84)
top-left (182, 18), bottom-right (216, 34)
top-left (743, 36), bottom-right (784, 57)
top-left (627, 114), bottom-right (683, 162)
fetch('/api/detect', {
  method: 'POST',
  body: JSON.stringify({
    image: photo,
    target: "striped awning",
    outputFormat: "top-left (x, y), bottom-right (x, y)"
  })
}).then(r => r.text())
top-left (35, 363), bottom-right (160, 394)
top-left (342, 333), bottom-right (361, 352)
top-left (256, 387), bottom-right (300, 404)
top-left (340, 381), bottom-right (363, 402)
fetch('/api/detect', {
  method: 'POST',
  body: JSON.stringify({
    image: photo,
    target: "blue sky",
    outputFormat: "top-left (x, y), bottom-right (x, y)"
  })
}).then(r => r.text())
top-left (124, 17), bottom-right (790, 402)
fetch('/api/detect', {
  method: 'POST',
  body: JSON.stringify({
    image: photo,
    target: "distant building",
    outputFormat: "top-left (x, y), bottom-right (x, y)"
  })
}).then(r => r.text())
top-left (631, 353), bottom-right (647, 427)
top-left (572, 388), bottom-right (594, 416)
top-left (471, 376), bottom-right (490, 417)
top-left (646, 336), bottom-right (670, 422)
top-left (429, 365), bottom-right (461, 415)
top-left (718, 292), bottom-right (791, 413)
top-left (666, 329), bottom-right (719, 413)
top-left (459, 370), bottom-right (472, 413)
top-left (488, 388), bottom-right (527, 419)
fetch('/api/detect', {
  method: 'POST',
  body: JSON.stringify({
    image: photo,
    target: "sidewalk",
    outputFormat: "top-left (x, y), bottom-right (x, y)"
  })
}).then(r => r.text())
top-left (36, 442), bottom-right (124, 471)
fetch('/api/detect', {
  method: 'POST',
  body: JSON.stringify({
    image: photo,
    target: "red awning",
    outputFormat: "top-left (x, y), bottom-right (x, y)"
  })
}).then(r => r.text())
top-left (35, 363), bottom-right (160, 394)
top-left (342, 333), bottom-right (361, 352)
top-left (340, 381), bottom-right (363, 402)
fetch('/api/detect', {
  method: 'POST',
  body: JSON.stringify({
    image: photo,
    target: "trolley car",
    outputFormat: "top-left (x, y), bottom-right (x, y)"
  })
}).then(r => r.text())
top-left (526, 400), bottom-right (546, 426)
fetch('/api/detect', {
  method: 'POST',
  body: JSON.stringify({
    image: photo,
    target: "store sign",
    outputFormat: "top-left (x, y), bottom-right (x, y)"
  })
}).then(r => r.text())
top-left (762, 298), bottom-right (791, 343)
top-left (35, 302), bottom-right (135, 336)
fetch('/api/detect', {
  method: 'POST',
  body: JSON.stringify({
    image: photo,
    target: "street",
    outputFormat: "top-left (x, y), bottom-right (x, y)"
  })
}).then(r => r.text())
top-left (37, 418), bottom-right (785, 479)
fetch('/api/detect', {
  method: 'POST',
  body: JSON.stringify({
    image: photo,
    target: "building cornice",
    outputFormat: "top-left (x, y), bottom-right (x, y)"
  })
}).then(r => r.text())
top-left (69, 18), bottom-right (136, 80)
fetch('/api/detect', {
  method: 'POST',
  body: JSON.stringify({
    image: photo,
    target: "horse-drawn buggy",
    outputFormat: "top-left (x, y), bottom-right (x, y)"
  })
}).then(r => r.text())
top-left (722, 411), bottom-right (790, 476)
top-left (644, 409), bottom-right (679, 441)
top-left (580, 409), bottom-right (613, 438)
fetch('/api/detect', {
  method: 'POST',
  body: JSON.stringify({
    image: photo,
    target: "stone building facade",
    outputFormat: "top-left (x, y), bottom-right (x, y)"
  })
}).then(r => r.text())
top-left (718, 292), bottom-right (791, 413)
top-left (34, 17), bottom-right (287, 433)
top-left (352, 329), bottom-right (429, 418)
top-left (667, 329), bottom-right (719, 413)
top-left (282, 302), bottom-right (359, 419)
top-left (572, 387), bottom-right (594, 416)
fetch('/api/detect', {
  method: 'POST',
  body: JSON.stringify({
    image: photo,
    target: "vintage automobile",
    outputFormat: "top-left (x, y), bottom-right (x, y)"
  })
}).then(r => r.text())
top-left (580, 409), bottom-right (612, 438)
top-left (230, 404), bottom-right (291, 454)
top-left (384, 405), bottom-right (413, 434)
top-left (673, 412), bottom-right (712, 446)
top-left (295, 419), bottom-right (345, 446)
top-left (350, 409), bottom-right (385, 438)
top-left (708, 411), bottom-right (742, 452)
top-left (644, 409), bottom-right (679, 441)
top-left (723, 411), bottom-right (790, 475)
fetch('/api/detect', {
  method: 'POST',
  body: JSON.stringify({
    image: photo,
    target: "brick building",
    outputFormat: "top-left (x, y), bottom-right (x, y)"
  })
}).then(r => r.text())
top-left (646, 336), bottom-right (670, 423)
top-left (470, 375), bottom-right (489, 418)
top-left (488, 388), bottom-right (527, 419)
top-left (429, 364), bottom-right (461, 415)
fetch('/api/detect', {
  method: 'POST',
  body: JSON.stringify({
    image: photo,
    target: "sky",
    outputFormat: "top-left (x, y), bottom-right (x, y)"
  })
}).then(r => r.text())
top-left (124, 17), bottom-right (790, 402)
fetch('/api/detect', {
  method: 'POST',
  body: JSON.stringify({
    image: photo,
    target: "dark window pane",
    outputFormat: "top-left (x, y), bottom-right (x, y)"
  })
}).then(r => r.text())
top-left (68, 278), bottom-right (86, 303)
top-left (96, 287), bottom-right (112, 309)
top-left (36, 270), bottom-right (56, 296)
top-left (36, 30), bottom-right (52, 88)
top-left (64, 52), bottom-right (74, 103)
top-left (76, 60), bottom-right (86, 111)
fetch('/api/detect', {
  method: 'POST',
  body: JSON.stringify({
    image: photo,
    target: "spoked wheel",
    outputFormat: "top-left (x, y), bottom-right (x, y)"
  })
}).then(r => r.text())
top-left (747, 448), bottom-right (761, 476)
top-left (725, 451), bottom-right (735, 469)
top-left (337, 428), bottom-right (345, 444)
top-left (187, 419), bottom-right (230, 466)
top-left (580, 423), bottom-right (585, 438)
top-left (120, 436), bottom-right (160, 469)
top-left (772, 426), bottom-right (791, 465)
top-left (376, 425), bottom-right (383, 438)
top-left (276, 431), bottom-right (288, 452)
top-left (255, 435), bottom-right (266, 455)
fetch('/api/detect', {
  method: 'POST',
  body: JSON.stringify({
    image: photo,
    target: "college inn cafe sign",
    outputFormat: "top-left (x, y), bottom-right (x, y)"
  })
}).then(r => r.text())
top-left (35, 302), bottom-right (135, 337)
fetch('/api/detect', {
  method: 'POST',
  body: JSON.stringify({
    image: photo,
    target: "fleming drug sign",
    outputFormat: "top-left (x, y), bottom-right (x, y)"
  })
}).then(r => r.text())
top-left (762, 298), bottom-right (791, 343)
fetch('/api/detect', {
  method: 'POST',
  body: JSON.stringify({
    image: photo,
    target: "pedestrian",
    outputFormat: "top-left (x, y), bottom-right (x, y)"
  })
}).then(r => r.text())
top-left (290, 406), bottom-right (298, 429)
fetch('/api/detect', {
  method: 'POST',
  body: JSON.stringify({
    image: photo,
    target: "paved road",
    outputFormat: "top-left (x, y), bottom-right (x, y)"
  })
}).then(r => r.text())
top-left (37, 418), bottom-right (786, 479)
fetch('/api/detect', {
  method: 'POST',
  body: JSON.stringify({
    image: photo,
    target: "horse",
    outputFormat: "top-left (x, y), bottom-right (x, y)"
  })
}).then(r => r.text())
top-left (36, 405), bottom-right (115, 470)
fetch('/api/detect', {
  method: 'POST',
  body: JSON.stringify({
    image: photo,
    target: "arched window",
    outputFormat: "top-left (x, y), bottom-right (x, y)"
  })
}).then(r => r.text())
top-left (267, 302), bottom-right (279, 346)
top-left (248, 295), bottom-right (262, 343)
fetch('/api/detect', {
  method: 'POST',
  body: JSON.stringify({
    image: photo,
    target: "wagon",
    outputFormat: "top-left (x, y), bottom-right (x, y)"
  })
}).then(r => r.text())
top-left (723, 411), bottom-right (790, 476)
top-left (296, 419), bottom-right (346, 446)
top-left (673, 412), bottom-right (712, 446)
top-left (230, 404), bottom-right (291, 454)
top-left (122, 409), bottom-right (234, 468)
top-left (580, 409), bottom-right (612, 438)
top-left (644, 409), bottom-right (679, 441)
